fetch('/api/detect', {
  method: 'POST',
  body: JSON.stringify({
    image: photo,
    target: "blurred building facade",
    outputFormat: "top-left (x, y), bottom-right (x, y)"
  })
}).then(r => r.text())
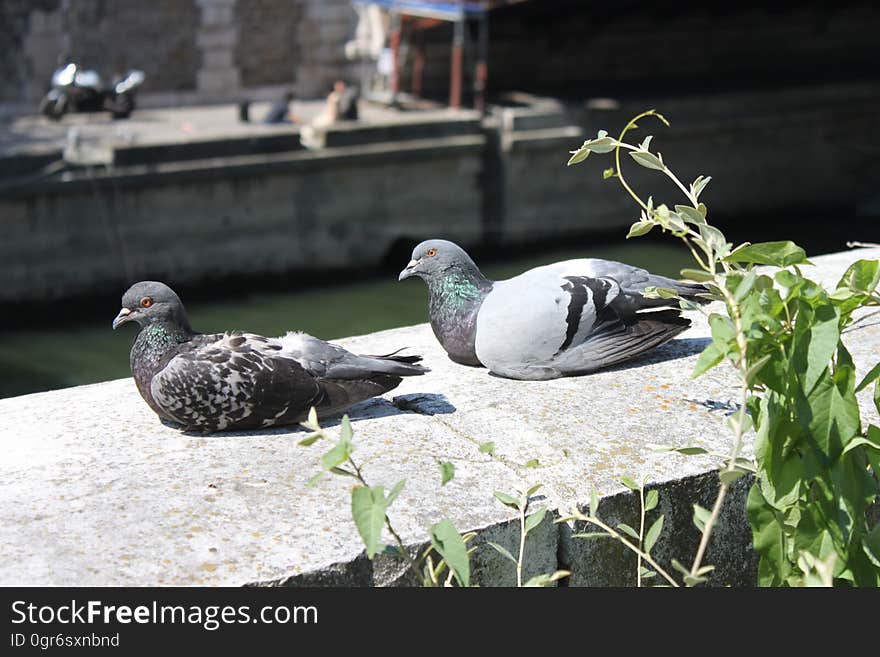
top-left (0, 0), bottom-right (357, 112)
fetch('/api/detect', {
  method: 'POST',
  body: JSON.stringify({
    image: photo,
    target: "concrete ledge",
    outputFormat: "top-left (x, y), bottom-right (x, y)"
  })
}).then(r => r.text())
top-left (0, 135), bottom-right (486, 198)
top-left (1, 248), bottom-right (878, 586)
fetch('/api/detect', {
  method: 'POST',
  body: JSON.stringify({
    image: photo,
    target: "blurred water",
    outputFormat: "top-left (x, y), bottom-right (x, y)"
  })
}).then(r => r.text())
top-left (0, 241), bottom-right (694, 399)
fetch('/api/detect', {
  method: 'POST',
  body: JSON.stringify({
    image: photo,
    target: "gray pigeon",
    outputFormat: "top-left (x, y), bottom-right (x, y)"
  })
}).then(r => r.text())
top-left (399, 239), bottom-right (706, 380)
top-left (113, 281), bottom-right (427, 432)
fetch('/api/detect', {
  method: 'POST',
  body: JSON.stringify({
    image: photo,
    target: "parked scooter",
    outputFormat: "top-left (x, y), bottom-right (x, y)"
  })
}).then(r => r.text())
top-left (40, 62), bottom-right (145, 121)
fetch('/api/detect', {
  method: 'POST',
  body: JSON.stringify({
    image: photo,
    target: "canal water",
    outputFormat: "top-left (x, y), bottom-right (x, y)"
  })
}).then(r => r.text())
top-left (0, 240), bottom-right (694, 399)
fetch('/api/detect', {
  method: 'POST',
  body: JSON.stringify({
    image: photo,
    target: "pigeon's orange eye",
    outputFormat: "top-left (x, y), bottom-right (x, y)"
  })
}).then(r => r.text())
top-left (140, 297), bottom-right (153, 308)
top-left (426, 248), bottom-right (437, 257)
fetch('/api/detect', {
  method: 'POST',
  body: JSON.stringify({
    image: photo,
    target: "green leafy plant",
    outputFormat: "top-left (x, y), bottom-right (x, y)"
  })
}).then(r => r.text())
top-left (299, 408), bottom-right (475, 586)
top-left (568, 110), bottom-right (880, 586)
top-left (561, 477), bottom-right (680, 586)
top-left (299, 409), bottom-right (568, 587)
top-left (490, 485), bottom-right (570, 586)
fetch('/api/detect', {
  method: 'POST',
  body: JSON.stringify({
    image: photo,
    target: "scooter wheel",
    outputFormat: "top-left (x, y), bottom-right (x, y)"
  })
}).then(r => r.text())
top-left (111, 93), bottom-right (134, 119)
top-left (40, 93), bottom-right (68, 121)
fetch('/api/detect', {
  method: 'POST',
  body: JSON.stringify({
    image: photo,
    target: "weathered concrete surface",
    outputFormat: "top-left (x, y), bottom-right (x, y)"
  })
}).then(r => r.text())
top-left (0, 248), bottom-right (878, 586)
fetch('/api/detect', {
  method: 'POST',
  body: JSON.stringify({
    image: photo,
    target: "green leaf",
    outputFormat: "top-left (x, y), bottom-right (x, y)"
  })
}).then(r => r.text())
top-left (526, 484), bottom-right (543, 498)
top-left (626, 220), bottom-right (654, 238)
top-left (603, 167), bottom-right (615, 179)
top-left (829, 287), bottom-right (855, 302)
top-left (572, 532), bottom-right (613, 540)
top-left (321, 440), bottom-right (350, 471)
top-left (629, 150), bottom-right (665, 171)
top-left (797, 302), bottom-right (841, 393)
top-left (680, 268), bottom-right (714, 282)
top-left (665, 212), bottom-right (687, 234)
top-left (524, 570), bottom-right (571, 587)
top-left (800, 364), bottom-right (860, 462)
top-left (494, 491), bottom-right (520, 510)
top-left (439, 461), bottom-right (455, 486)
top-left (747, 484), bottom-right (790, 585)
top-left (699, 224), bottom-right (730, 258)
top-left (301, 406), bottom-right (321, 431)
top-left (837, 259), bottom-right (880, 294)
top-left (620, 476), bottom-right (640, 491)
top-left (639, 135), bottom-right (653, 151)
top-left (306, 472), bottom-right (325, 487)
top-left (567, 146), bottom-right (590, 166)
top-left (671, 559), bottom-right (690, 576)
top-left (586, 136), bottom-right (618, 153)
top-left (430, 519), bottom-right (471, 587)
top-left (691, 175), bottom-right (711, 199)
top-left (692, 341), bottom-right (725, 377)
top-left (643, 515), bottom-right (664, 554)
top-left (617, 523), bottom-right (640, 540)
top-left (478, 441), bottom-right (496, 454)
top-left (590, 491), bottom-right (599, 517)
top-left (726, 241), bottom-right (811, 268)
top-left (487, 541), bottom-right (517, 565)
top-left (855, 362), bottom-right (880, 393)
top-left (644, 285), bottom-right (679, 300)
top-left (692, 504), bottom-right (711, 532)
top-left (386, 479), bottom-right (406, 507)
top-left (745, 354), bottom-right (773, 385)
top-left (719, 469), bottom-right (748, 486)
top-left (671, 446), bottom-right (710, 456)
top-left (525, 509), bottom-right (547, 534)
top-left (675, 204), bottom-right (706, 225)
top-left (298, 434), bottom-right (321, 446)
top-left (351, 485), bottom-right (388, 559)
top-left (864, 524), bottom-right (880, 568)
top-left (644, 489), bottom-right (659, 511)
top-left (330, 466), bottom-right (357, 478)
top-left (340, 415), bottom-right (353, 443)
top-left (524, 458), bottom-right (540, 468)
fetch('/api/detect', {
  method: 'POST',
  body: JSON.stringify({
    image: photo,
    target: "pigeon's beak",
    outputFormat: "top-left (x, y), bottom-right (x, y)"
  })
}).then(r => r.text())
top-left (398, 259), bottom-right (421, 281)
top-left (112, 307), bottom-right (134, 330)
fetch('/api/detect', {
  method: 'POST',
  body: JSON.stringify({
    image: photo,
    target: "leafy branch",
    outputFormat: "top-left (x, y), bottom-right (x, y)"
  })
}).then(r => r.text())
top-left (568, 111), bottom-right (880, 586)
top-left (559, 477), bottom-right (676, 586)
top-left (490, 486), bottom-right (570, 587)
top-left (299, 408), bottom-right (473, 587)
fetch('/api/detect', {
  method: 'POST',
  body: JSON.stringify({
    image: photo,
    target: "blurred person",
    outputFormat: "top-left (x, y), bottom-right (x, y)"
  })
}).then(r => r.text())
top-left (264, 90), bottom-right (297, 124)
top-left (300, 81), bottom-right (359, 149)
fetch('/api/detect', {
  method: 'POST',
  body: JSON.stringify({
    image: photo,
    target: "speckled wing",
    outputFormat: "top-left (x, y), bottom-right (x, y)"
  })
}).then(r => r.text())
top-left (150, 332), bottom-right (322, 432)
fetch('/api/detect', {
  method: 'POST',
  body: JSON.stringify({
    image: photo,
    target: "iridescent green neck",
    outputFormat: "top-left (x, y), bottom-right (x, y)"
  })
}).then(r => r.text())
top-left (131, 321), bottom-right (192, 372)
top-left (428, 267), bottom-right (491, 320)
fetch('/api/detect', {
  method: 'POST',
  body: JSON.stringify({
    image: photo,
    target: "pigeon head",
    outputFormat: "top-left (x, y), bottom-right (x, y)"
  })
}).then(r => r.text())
top-left (112, 281), bottom-right (191, 332)
top-left (398, 239), bottom-right (481, 282)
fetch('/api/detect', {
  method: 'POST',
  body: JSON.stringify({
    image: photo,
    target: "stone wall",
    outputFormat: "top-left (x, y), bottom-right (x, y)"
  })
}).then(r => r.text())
top-left (0, 0), bottom-right (62, 104)
top-left (294, 0), bottom-right (358, 98)
top-left (0, 0), bottom-right (357, 110)
top-left (234, 0), bottom-right (303, 88)
top-left (0, 135), bottom-right (484, 303)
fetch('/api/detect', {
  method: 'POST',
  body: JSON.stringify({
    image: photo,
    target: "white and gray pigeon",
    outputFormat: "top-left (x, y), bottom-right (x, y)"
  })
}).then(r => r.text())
top-left (112, 281), bottom-right (427, 432)
top-left (399, 239), bottom-right (707, 380)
